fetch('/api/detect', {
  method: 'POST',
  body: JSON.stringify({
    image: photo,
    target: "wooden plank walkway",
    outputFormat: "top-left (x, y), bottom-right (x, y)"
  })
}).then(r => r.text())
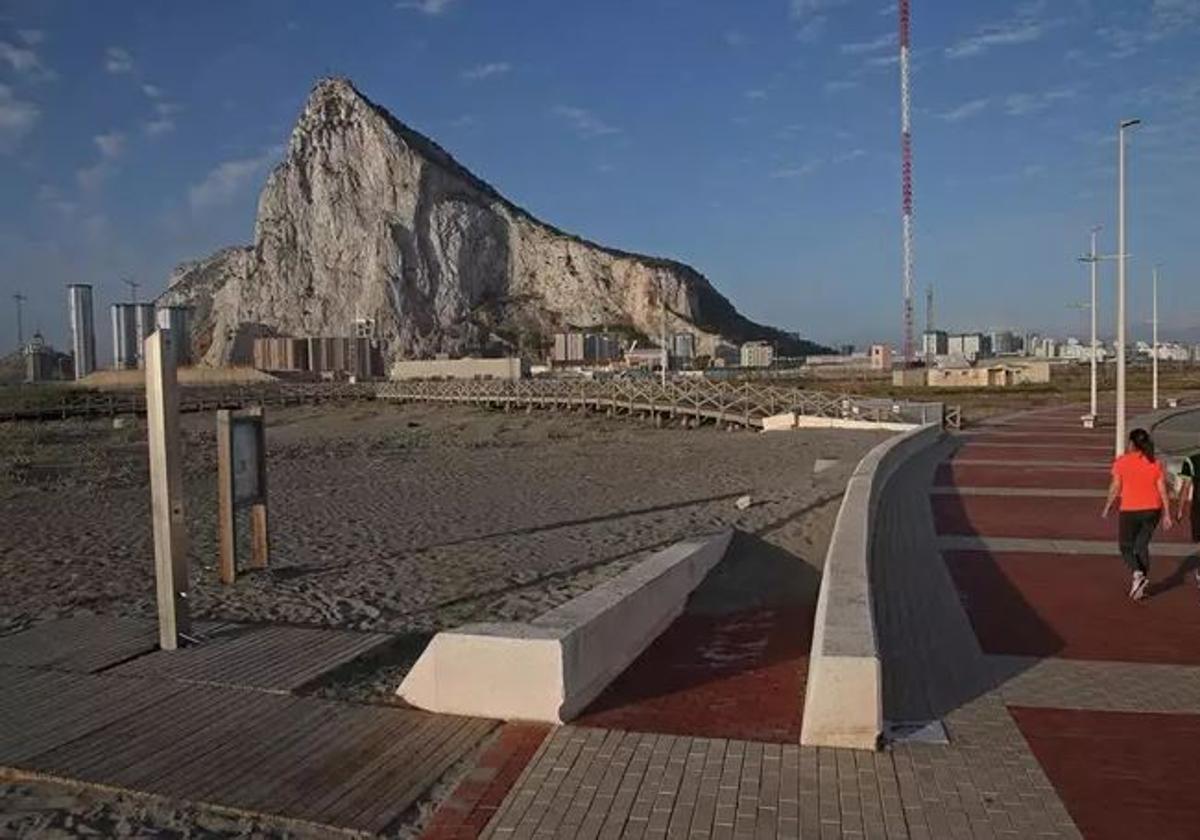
top-left (0, 618), bottom-right (497, 835)
top-left (0, 616), bottom-right (161, 673)
top-left (107, 623), bottom-right (392, 692)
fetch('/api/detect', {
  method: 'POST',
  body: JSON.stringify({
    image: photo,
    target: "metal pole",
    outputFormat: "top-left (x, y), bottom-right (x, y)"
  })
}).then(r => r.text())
top-left (1089, 229), bottom-right (1099, 419)
top-left (1152, 265), bottom-right (1159, 410)
top-left (1116, 120), bottom-right (1138, 456)
top-left (13, 293), bottom-right (26, 350)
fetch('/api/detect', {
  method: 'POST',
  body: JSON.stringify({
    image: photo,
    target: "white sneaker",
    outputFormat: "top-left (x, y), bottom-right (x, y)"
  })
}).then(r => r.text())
top-left (1130, 572), bottom-right (1149, 601)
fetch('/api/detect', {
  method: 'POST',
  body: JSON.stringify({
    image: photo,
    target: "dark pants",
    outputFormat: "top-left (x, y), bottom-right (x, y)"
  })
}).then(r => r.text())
top-left (1119, 510), bottom-right (1162, 574)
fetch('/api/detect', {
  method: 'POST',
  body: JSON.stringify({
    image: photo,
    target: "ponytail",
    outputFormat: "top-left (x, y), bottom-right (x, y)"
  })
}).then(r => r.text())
top-left (1130, 428), bottom-right (1155, 461)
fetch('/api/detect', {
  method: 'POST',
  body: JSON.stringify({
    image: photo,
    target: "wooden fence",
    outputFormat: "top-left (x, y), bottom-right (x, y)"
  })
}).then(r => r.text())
top-left (377, 379), bottom-right (954, 430)
top-left (0, 382), bottom-right (375, 422)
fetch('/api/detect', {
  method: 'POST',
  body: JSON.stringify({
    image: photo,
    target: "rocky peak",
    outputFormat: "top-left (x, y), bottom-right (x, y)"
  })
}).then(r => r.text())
top-left (161, 78), bottom-right (827, 367)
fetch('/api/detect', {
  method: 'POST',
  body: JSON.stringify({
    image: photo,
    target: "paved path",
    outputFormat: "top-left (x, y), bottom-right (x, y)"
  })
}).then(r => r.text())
top-left (932, 405), bottom-right (1200, 840)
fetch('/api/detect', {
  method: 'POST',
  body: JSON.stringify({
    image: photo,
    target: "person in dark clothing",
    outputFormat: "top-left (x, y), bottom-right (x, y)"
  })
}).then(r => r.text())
top-left (1103, 428), bottom-right (1174, 600)
top-left (1178, 450), bottom-right (1200, 551)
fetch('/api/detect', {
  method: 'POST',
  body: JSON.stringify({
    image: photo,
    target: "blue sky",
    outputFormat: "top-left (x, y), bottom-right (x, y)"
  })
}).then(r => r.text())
top-left (1, 0), bottom-right (1198, 357)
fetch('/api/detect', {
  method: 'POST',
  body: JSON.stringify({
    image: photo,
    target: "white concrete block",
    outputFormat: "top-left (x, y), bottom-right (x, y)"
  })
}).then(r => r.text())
top-left (762, 412), bottom-right (797, 431)
top-left (397, 530), bottom-right (733, 723)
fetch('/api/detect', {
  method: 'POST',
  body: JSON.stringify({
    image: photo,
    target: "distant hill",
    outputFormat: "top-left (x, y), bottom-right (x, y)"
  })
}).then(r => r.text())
top-left (162, 77), bottom-right (830, 366)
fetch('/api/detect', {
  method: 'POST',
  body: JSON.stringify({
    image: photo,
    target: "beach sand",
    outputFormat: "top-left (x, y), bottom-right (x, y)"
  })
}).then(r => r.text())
top-left (0, 401), bottom-right (888, 835)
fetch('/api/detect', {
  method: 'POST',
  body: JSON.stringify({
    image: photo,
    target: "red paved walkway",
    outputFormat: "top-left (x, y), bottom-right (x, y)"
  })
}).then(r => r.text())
top-left (936, 462), bottom-right (1110, 489)
top-left (1012, 707), bottom-right (1200, 840)
top-left (575, 605), bottom-right (811, 742)
top-left (945, 550), bottom-right (1200, 663)
top-left (932, 494), bottom-right (1193, 542)
top-left (939, 406), bottom-right (1200, 840)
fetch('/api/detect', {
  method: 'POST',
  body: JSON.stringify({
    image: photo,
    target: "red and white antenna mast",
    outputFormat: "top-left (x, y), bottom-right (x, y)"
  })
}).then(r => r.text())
top-left (899, 0), bottom-right (915, 364)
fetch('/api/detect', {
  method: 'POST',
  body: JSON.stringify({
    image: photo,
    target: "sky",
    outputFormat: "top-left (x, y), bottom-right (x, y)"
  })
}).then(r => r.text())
top-left (1, 0), bottom-right (1198, 358)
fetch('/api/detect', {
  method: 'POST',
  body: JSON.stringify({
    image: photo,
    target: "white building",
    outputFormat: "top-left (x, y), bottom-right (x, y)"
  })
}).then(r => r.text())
top-left (740, 341), bottom-right (774, 368)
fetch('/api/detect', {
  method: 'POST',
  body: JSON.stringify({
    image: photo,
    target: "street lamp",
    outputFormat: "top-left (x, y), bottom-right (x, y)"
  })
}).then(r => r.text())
top-left (1115, 117), bottom-right (1140, 456)
top-left (1152, 264), bottom-right (1161, 410)
top-left (1076, 226), bottom-right (1104, 421)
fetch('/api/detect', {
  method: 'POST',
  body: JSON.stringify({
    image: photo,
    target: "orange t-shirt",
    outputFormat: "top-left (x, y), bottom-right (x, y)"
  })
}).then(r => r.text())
top-left (1112, 453), bottom-right (1164, 511)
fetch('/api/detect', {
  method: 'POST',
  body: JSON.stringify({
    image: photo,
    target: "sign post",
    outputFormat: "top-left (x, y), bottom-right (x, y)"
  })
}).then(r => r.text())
top-left (145, 328), bottom-right (191, 649)
top-left (216, 406), bottom-right (269, 584)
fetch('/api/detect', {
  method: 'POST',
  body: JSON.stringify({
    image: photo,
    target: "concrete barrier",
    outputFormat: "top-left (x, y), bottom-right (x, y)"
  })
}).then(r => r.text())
top-left (397, 530), bottom-right (734, 722)
top-left (800, 422), bottom-right (943, 750)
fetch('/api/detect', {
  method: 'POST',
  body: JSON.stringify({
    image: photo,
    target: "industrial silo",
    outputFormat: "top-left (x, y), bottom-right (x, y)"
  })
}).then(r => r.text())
top-left (67, 284), bottom-right (96, 379)
top-left (110, 303), bottom-right (138, 369)
top-left (155, 306), bottom-right (191, 366)
top-left (134, 303), bottom-right (156, 367)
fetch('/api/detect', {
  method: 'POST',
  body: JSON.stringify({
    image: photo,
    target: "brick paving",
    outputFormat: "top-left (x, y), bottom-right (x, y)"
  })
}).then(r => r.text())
top-left (422, 724), bottom-right (552, 840)
top-left (466, 403), bottom-right (1200, 839)
top-left (933, 404), bottom-right (1200, 839)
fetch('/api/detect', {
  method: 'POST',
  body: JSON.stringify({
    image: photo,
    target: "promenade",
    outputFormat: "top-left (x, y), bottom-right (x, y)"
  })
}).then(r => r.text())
top-left (4, 404), bottom-right (1199, 838)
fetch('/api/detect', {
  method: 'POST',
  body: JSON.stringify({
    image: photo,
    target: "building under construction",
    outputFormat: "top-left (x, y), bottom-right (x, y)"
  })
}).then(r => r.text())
top-left (252, 336), bottom-right (385, 380)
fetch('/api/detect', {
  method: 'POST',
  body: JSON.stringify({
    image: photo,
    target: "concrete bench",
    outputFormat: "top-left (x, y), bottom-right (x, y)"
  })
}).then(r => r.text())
top-left (398, 530), bottom-right (733, 722)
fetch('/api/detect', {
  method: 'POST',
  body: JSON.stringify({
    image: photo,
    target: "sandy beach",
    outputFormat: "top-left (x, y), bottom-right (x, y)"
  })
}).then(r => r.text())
top-left (0, 401), bottom-right (887, 835)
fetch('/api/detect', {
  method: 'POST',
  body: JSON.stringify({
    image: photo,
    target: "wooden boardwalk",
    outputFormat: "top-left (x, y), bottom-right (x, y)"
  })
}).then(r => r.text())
top-left (379, 379), bottom-right (951, 430)
top-left (0, 618), bottom-right (497, 835)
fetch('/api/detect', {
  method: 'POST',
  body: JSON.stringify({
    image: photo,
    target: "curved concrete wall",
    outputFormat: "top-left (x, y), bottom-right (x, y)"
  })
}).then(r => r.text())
top-left (398, 530), bottom-right (733, 723)
top-left (800, 423), bottom-right (944, 750)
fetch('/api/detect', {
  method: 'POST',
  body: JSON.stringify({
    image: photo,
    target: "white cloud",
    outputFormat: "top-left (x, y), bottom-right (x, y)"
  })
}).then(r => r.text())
top-left (770, 160), bottom-right (822, 179)
top-left (0, 83), bottom-right (39, 153)
top-left (938, 98), bottom-right (989, 122)
top-left (450, 114), bottom-right (476, 128)
top-left (745, 89), bottom-right (767, 101)
top-left (1004, 87), bottom-right (1077, 116)
top-left (104, 46), bottom-right (134, 74)
top-left (1152, 0), bottom-right (1200, 34)
top-left (396, 0), bottom-right (456, 14)
top-left (461, 61), bottom-right (510, 81)
top-left (0, 40), bottom-right (52, 78)
top-left (18, 29), bottom-right (45, 45)
top-left (554, 105), bottom-right (621, 138)
top-left (865, 53), bottom-right (899, 67)
top-left (840, 32), bottom-right (896, 54)
top-left (796, 17), bottom-right (828, 43)
top-left (94, 130), bottom-right (125, 159)
top-left (945, 3), bottom-right (1052, 59)
top-left (188, 147), bottom-right (282, 212)
top-left (142, 83), bottom-right (162, 98)
top-left (145, 117), bottom-right (175, 137)
top-left (144, 101), bottom-right (181, 137)
top-left (834, 148), bottom-right (866, 163)
top-left (36, 184), bottom-right (77, 217)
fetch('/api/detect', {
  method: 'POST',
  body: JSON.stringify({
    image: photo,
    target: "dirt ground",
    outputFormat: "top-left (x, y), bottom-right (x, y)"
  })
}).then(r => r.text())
top-left (0, 399), bottom-right (886, 652)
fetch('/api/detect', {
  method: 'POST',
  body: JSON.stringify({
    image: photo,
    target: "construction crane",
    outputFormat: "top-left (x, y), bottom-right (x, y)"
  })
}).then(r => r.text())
top-left (13, 292), bottom-right (26, 349)
top-left (122, 277), bottom-right (140, 303)
top-left (899, 0), bottom-right (915, 365)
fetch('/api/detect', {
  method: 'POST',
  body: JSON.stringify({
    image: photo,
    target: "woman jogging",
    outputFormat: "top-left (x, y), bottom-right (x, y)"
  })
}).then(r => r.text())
top-left (1103, 428), bottom-right (1173, 600)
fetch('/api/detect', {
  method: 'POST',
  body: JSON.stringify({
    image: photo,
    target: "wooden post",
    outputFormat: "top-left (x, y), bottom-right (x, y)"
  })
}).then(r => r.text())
top-left (145, 329), bottom-right (190, 650)
top-left (216, 409), bottom-right (237, 584)
top-left (249, 406), bottom-right (269, 569)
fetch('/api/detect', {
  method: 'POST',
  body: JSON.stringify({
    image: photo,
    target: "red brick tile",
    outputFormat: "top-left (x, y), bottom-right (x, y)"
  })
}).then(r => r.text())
top-left (1012, 707), bottom-right (1200, 840)
top-left (935, 463), bottom-right (1111, 489)
top-left (953, 444), bottom-right (1110, 463)
top-left (945, 550), bottom-right (1200, 663)
top-left (932, 495), bottom-right (1192, 543)
top-left (575, 606), bottom-right (811, 743)
top-left (419, 722), bottom-right (551, 840)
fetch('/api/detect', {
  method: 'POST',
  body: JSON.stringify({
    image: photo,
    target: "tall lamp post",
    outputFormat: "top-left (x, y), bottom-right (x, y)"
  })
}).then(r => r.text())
top-left (1076, 226), bottom-right (1103, 421)
top-left (1152, 264), bottom-right (1160, 410)
top-left (1115, 118), bottom-right (1140, 456)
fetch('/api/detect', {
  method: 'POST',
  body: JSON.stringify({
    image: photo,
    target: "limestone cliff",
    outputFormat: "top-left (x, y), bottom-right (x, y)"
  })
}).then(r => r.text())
top-left (161, 78), bottom-right (825, 365)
